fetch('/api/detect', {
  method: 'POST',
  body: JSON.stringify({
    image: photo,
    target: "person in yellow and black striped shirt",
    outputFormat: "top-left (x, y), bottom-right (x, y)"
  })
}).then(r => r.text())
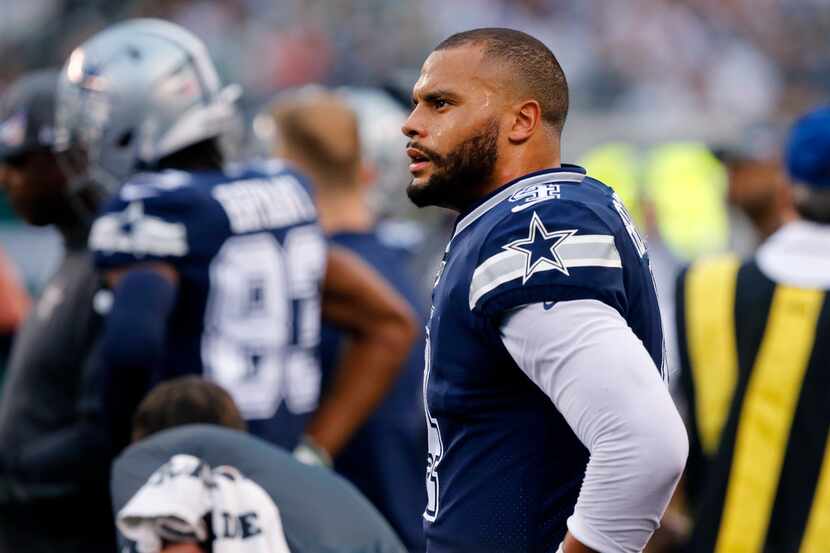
top-left (676, 105), bottom-right (830, 553)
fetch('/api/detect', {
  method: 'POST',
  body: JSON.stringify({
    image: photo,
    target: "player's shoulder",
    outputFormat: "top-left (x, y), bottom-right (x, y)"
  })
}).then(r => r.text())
top-left (114, 169), bottom-right (204, 203)
top-left (91, 170), bottom-right (224, 264)
top-left (476, 172), bottom-right (622, 263)
top-left (227, 157), bottom-right (315, 195)
top-left (463, 167), bottom-right (627, 313)
top-left (219, 158), bottom-right (317, 209)
top-left (95, 169), bottom-right (217, 229)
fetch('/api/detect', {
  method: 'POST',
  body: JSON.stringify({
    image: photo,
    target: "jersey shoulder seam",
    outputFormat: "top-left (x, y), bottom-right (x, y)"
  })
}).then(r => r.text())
top-left (476, 196), bottom-right (619, 264)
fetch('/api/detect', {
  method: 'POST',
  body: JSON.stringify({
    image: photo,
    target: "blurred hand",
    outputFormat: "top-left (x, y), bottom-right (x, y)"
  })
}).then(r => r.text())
top-left (293, 435), bottom-right (333, 467)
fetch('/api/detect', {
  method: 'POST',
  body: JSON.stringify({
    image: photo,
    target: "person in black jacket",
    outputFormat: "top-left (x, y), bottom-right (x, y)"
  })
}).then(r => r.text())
top-left (0, 70), bottom-right (115, 552)
top-left (114, 376), bottom-right (408, 553)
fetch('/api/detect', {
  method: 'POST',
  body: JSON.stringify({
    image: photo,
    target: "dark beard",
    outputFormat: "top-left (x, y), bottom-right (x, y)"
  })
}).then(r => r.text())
top-left (406, 119), bottom-right (499, 210)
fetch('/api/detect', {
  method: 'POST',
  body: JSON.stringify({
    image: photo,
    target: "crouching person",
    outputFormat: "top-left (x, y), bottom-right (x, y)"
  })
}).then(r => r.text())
top-left (112, 376), bottom-right (407, 553)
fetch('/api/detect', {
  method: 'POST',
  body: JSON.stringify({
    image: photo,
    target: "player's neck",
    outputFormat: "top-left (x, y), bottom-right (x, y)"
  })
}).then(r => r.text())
top-left (316, 193), bottom-right (374, 235)
top-left (483, 144), bottom-right (561, 199)
top-left (754, 205), bottom-right (798, 241)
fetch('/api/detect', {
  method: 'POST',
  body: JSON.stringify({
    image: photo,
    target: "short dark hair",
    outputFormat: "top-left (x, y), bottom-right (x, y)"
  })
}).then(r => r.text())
top-left (132, 376), bottom-right (247, 442)
top-left (435, 28), bottom-right (569, 132)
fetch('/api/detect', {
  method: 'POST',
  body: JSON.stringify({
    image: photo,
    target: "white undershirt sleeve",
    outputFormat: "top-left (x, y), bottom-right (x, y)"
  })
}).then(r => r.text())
top-left (500, 299), bottom-right (688, 553)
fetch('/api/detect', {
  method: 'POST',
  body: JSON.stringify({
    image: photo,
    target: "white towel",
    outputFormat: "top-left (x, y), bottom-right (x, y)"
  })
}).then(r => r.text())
top-left (118, 454), bottom-right (292, 553)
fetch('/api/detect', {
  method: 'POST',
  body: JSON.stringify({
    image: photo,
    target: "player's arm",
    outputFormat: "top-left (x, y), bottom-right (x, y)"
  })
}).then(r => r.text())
top-left (501, 300), bottom-right (688, 553)
top-left (303, 245), bottom-right (417, 460)
top-left (96, 262), bottom-right (178, 450)
top-left (99, 262), bottom-right (178, 376)
top-left (89, 188), bottom-right (191, 449)
top-left (645, 477), bottom-right (691, 553)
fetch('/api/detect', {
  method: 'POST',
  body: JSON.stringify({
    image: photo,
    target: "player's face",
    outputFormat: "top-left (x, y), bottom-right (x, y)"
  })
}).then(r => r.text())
top-left (0, 151), bottom-right (68, 226)
top-left (726, 159), bottom-right (785, 217)
top-left (402, 46), bottom-right (505, 210)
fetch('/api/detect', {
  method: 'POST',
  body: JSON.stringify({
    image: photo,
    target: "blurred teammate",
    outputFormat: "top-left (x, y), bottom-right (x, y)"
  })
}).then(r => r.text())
top-left (675, 106), bottom-right (830, 552)
top-left (0, 69), bottom-right (115, 553)
top-left (113, 377), bottom-right (407, 553)
top-left (403, 28), bottom-right (687, 552)
top-left (267, 90), bottom-right (427, 552)
top-left (55, 19), bottom-right (415, 460)
top-left (712, 129), bottom-right (797, 248)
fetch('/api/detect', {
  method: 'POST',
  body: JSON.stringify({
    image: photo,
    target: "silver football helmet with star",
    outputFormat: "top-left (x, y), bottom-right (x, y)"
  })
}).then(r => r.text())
top-left (54, 18), bottom-right (241, 194)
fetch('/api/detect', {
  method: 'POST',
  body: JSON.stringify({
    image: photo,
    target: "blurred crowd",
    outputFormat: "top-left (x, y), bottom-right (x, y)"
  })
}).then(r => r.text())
top-left (2, 1), bottom-right (829, 119)
top-left (2, 0), bottom-right (830, 292)
top-left (0, 1), bottom-right (829, 552)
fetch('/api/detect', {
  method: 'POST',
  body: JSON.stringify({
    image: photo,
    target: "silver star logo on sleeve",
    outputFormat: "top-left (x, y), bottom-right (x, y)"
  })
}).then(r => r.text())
top-left (503, 211), bottom-right (576, 283)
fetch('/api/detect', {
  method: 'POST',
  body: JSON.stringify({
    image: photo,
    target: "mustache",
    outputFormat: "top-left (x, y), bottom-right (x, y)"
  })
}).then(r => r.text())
top-left (406, 141), bottom-right (443, 163)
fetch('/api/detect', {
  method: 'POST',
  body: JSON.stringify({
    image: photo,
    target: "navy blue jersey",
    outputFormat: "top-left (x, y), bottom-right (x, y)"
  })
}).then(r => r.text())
top-left (90, 160), bottom-right (326, 449)
top-left (423, 165), bottom-right (664, 552)
top-left (319, 230), bottom-right (427, 553)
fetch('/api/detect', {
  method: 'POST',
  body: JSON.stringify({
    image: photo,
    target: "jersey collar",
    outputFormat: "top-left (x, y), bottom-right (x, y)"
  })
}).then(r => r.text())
top-left (757, 220), bottom-right (830, 288)
top-left (452, 164), bottom-right (586, 242)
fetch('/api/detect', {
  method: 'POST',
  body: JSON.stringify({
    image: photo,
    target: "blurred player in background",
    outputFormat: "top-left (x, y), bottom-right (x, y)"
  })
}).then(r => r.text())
top-left (403, 28), bottom-right (687, 552)
top-left (675, 106), bottom-right (830, 552)
top-left (112, 377), bottom-right (408, 553)
top-left (712, 126), bottom-right (797, 251)
top-left (337, 86), bottom-right (455, 302)
top-left (0, 69), bottom-right (115, 553)
top-left (55, 19), bottom-right (415, 462)
top-left (266, 89), bottom-right (427, 552)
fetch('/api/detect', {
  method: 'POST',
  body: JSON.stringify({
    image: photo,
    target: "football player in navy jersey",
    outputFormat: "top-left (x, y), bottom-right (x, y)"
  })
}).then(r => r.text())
top-left (402, 28), bottom-right (687, 553)
top-left (53, 19), bottom-right (416, 462)
top-left (266, 89), bottom-right (427, 552)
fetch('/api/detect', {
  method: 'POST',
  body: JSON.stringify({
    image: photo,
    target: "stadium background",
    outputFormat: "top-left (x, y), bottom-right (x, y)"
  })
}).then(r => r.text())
top-left (1, 1), bottom-right (830, 550)
top-left (2, 0), bottom-right (829, 295)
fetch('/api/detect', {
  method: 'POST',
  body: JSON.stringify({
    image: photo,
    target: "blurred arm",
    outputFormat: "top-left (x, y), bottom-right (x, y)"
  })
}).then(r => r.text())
top-left (501, 300), bottom-right (688, 553)
top-left (305, 245), bottom-right (417, 458)
top-left (98, 262), bottom-right (178, 451)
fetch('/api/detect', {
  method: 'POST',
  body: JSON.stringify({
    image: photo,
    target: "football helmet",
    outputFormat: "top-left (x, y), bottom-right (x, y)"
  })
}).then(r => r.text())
top-left (54, 18), bottom-right (241, 194)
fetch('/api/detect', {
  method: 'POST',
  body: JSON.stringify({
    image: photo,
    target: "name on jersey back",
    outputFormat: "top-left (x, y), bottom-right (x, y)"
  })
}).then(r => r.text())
top-left (213, 176), bottom-right (316, 234)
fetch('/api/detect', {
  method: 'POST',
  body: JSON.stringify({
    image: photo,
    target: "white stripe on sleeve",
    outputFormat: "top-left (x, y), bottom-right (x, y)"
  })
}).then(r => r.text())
top-left (469, 235), bottom-right (621, 310)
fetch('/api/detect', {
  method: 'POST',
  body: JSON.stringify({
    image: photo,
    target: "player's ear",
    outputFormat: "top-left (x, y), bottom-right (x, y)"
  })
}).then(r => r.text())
top-left (507, 99), bottom-right (542, 144)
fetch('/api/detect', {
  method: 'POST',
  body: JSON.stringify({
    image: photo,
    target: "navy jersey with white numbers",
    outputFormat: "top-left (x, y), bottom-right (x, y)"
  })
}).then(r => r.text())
top-left (423, 165), bottom-right (664, 553)
top-left (90, 160), bottom-right (326, 450)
